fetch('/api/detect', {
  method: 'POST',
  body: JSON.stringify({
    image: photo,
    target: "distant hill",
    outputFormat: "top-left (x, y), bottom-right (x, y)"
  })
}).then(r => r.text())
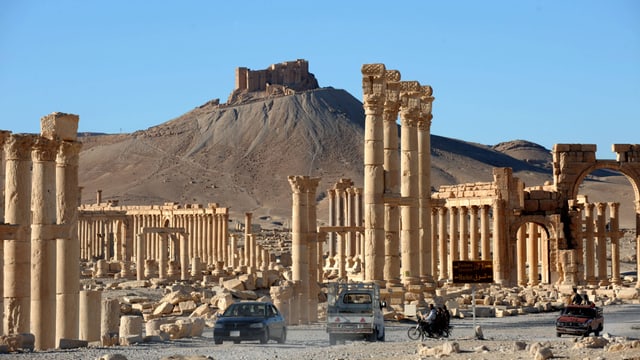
top-left (78, 87), bottom-right (634, 228)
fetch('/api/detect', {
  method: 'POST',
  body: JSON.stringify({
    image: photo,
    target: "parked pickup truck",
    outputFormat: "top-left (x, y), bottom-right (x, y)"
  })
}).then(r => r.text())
top-left (555, 304), bottom-right (604, 337)
top-left (326, 282), bottom-right (386, 345)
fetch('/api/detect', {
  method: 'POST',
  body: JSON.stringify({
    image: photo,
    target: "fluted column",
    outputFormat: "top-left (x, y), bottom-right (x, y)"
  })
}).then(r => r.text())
top-left (469, 206), bottom-right (479, 260)
top-left (354, 188), bottom-right (363, 259)
top-left (31, 136), bottom-right (58, 350)
top-left (609, 202), bottom-right (621, 285)
top-left (595, 202), bottom-right (609, 286)
top-left (55, 131), bottom-right (82, 344)
top-left (221, 210), bottom-right (229, 267)
top-left (437, 207), bottom-right (448, 281)
top-left (382, 71), bottom-right (401, 285)
top-left (158, 233), bottom-right (168, 279)
top-left (245, 212), bottom-right (253, 270)
top-left (362, 63), bottom-right (386, 282)
top-left (399, 80), bottom-right (421, 286)
top-left (4, 134), bottom-right (35, 335)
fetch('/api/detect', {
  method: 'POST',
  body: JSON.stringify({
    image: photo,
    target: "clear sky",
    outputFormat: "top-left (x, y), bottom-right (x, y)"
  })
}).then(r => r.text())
top-left (1, 1), bottom-right (638, 159)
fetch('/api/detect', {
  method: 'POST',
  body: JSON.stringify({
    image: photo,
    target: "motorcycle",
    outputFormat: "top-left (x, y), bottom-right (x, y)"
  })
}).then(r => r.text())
top-left (407, 313), bottom-right (452, 340)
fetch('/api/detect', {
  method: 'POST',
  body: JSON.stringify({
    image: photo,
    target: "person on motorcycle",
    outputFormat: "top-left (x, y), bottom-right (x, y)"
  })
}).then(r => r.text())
top-left (424, 303), bottom-right (437, 336)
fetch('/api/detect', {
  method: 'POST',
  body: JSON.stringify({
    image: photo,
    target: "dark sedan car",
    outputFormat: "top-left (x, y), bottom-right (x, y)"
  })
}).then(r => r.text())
top-left (213, 301), bottom-right (286, 344)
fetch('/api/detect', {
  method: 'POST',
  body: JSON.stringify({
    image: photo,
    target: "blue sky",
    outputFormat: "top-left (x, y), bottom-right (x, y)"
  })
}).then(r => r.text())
top-left (1, 1), bottom-right (638, 159)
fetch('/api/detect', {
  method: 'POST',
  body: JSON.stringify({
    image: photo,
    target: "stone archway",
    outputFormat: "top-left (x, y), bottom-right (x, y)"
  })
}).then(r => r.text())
top-left (552, 144), bottom-right (640, 288)
top-left (509, 215), bottom-right (560, 286)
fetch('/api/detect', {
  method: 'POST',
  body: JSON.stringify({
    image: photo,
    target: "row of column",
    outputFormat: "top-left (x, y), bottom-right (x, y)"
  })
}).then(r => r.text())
top-left (580, 202), bottom-right (622, 286)
top-left (0, 113), bottom-right (81, 350)
top-left (516, 222), bottom-right (550, 286)
top-left (361, 64), bottom-right (435, 286)
top-left (326, 180), bottom-right (363, 261)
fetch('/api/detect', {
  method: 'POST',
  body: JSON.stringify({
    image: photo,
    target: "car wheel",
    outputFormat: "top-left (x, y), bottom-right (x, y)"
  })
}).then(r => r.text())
top-left (214, 338), bottom-right (222, 344)
top-left (233, 340), bottom-right (241, 344)
top-left (556, 332), bottom-right (561, 338)
top-left (366, 330), bottom-right (377, 342)
top-left (329, 333), bottom-right (337, 345)
top-left (277, 327), bottom-right (287, 344)
top-left (260, 329), bottom-right (269, 344)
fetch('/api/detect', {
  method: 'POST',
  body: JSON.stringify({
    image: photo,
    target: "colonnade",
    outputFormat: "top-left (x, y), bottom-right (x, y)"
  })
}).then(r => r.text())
top-left (325, 179), bottom-right (364, 268)
top-left (578, 201), bottom-right (623, 286)
top-left (361, 64), bottom-right (435, 286)
top-left (0, 113), bottom-right (81, 350)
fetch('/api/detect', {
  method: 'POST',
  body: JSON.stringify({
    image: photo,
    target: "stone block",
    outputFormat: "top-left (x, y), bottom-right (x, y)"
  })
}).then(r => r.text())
top-left (153, 302), bottom-right (174, 316)
top-left (40, 112), bottom-right (79, 141)
top-left (178, 300), bottom-right (198, 314)
top-left (222, 278), bottom-right (246, 291)
top-left (58, 338), bottom-right (89, 349)
top-left (404, 304), bottom-right (417, 317)
top-left (161, 290), bottom-right (192, 305)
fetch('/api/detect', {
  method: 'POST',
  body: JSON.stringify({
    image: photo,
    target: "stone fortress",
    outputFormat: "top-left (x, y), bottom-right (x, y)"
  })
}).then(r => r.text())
top-left (0, 60), bottom-right (638, 352)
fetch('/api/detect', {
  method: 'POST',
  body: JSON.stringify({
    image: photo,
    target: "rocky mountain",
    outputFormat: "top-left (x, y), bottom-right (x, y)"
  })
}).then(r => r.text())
top-left (78, 87), bottom-right (633, 228)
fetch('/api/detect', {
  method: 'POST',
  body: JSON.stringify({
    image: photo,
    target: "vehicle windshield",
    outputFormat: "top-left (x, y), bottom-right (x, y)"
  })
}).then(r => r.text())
top-left (562, 307), bottom-right (596, 317)
top-left (343, 293), bottom-right (372, 304)
top-left (222, 303), bottom-right (267, 317)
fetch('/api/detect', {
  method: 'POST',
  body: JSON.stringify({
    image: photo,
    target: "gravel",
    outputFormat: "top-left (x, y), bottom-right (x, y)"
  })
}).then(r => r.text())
top-left (9, 304), bottom-right (640, 360)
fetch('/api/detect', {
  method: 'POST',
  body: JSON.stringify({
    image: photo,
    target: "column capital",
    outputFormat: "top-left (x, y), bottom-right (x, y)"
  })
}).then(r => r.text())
top-left (0, 130), bottom-right (11, 146)
top-left (361, 63), bottom-right (386, 114)
top-left (596, 202), bottom-right (607, 214)
top-left (56, 141), bottom-right (82, 166)
top-left (32, 136), bottom-right (58, 162)
top-left (5, 133), bottom-right (37, 161)
top-left (288, 175), bottom-right (320, 194)
top-left (400, 81), bottom-right (422, 122)
top-left (383, 70), bottom-right (402, 121)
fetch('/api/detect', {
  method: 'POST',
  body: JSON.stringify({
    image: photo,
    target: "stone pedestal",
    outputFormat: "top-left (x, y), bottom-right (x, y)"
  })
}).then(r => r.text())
top-left (101, 298), bottom-right (120, 343)
top-left (119, 315), bottom-right (143, 346)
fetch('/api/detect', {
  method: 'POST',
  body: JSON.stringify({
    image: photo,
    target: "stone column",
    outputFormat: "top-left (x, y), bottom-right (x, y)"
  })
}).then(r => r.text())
top-left (469, 205), bottom-right (480, 260)
top-left (382, 71), bottom-right (401, 286)
top-left (448, 207), bottom-right (459, 278)
top-left (53, 117), bottom-right (81, 343)
top-left (635, 200), bottom-right (640, 289)
top-left (362, 63), bottom-right (386, 282)
top-left (459, 207), bottom-right (469, 261)
top-left (180, 233), bottom-right (189, 280)
top-left (229, 233), bottom-right (237, 269)
top-left (31, 135), bottom-right (59, 350)
top-left (245, 212), bottom-right (252, 270)
top-left (430, 208), bottom-right (438, 277)
top-left (158, 233), bottom-right (168, 279)
top-left (3, 134), bottom-right (34, 335)
top-left (354, 188), bottom-right (363, 259)
top-left (221, 210), bottom-right (229, 267)
top-left (584, 203), bottom-right (596, 284)
top-left (101, 298), bottom-right (120, 342)
top-left (327, 189), bottom-right (336, 258)
top-left (527, 223), bottom-right (539, 286)
top-left (595, 202), bottom-right (609, 286)
top-left (399, 80), bottom-right (421, 286)
top-left (0, 131), bottom-right (10, 336)
top-left (437, 207), bottom-right (448, 281)
top-left (418, 85), bottom-right (434, 282)
top-left (337, 232), bottom-right (346, 279)
top-left (516, 225), bottom-right (527, 286)
top-left (306, 180), bottom-right (319, 323)
top-left (79, 290), bottom-right (101, 342)
top-left (492, 199), bottom-right (506, 285)
top-left (136, 233), bottom-right (145, 280)
top-left (480, 205), bottom-right (490, 260)
top-left (609, 202), bottom-right (621, 285)
top-left (288, 175), bottom-right (311, 325)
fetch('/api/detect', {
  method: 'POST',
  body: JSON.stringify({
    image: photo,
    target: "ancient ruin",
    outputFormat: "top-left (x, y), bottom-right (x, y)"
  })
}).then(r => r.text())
top-left (0, 61), bottom-right (638, 352)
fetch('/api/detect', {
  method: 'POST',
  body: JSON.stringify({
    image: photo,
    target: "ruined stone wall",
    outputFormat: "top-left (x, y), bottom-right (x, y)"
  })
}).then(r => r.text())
top-left (234, 59), bottom-right (319, 92)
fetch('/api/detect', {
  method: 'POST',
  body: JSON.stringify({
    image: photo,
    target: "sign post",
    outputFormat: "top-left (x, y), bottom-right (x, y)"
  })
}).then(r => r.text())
top-left (452, 260), bottom-right (493, 339)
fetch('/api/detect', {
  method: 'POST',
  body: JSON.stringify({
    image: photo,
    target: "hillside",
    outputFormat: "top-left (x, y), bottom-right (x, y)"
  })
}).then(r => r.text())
top-left (78, 88), bottom-right (634, 228)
